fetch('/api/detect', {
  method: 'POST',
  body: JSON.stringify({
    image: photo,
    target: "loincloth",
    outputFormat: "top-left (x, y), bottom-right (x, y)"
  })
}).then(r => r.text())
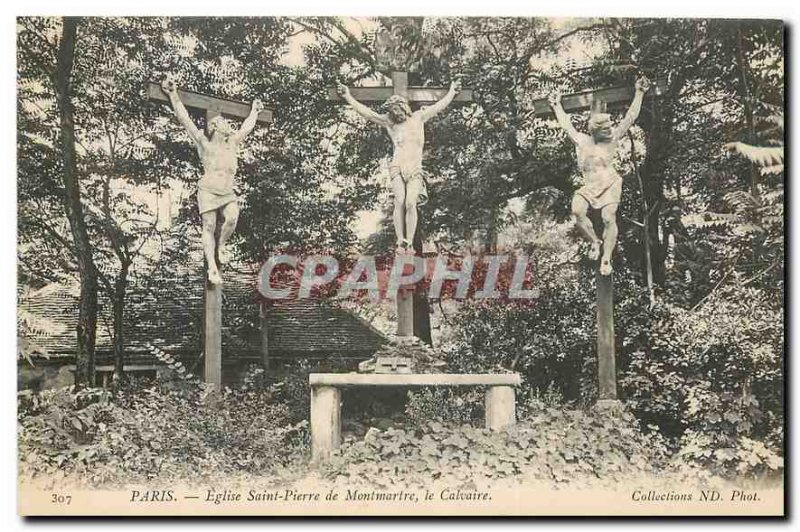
top-left (197, 188), bottom-right (237, 215)
top-left (575, 174), bottom-right (623, 210)
top-left (389, 166), bottom-right (429, 206)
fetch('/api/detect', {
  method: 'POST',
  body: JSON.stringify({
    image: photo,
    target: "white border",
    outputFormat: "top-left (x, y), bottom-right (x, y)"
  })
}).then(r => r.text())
top-left (3, 1), bottom-right (796, 530)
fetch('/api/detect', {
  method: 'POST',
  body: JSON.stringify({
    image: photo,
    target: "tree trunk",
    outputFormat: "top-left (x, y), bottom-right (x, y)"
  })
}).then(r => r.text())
top-left (735, 23), bottom-right (762, 268)
top-left (55, 17), bottom-right (98, 387)
top-left (629, 90), bottom-right (672, 286)
top-left (112, 263), bottom-right (129, 384)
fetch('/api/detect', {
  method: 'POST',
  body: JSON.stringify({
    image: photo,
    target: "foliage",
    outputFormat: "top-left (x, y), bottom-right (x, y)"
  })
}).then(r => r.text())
top-left (16, 16), bottom-right (785, 486)
top-left (18, 383), bottom-right (309, 486)
top-left (404, 388), bottom-right (484, 427)
top-left (620, 287), bottom-right (783, 478)
top-left (323, 401), bottom-right (675, 488)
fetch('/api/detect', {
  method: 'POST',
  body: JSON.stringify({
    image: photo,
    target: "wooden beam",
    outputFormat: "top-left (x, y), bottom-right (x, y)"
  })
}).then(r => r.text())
top-left (204, 281), bottom-right (223, 391)
top-left (530, 79), bottom-right (667, 117)
top-left (596, 270), bottom-right (617, 401)
top-left (327, 86), bottom-right (475, 104)
top-left (147, 82), bottom-right (273, 123)
top-left (391, 71), bottom-right (409, 99)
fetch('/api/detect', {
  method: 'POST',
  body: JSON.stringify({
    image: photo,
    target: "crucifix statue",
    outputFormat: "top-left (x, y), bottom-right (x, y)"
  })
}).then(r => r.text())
top-left (148, 78), bottom-right (272, 390)
top-left (548, 76), bottom-right (652, 276)
top-left (159, 75), bottom-right (266, 285)
top-left (531, 76), bottom-right (659, 404)
top-left (328, 17), bottom-right (474, 343)
top-left (336, 79), bottom-right (461, 254)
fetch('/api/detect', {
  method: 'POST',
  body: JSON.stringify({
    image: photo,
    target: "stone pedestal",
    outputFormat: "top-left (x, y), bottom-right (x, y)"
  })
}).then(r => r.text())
top-left (310, 386), bottom-right (341, 461)
top-left (485, 385), bottom-right (516, 431)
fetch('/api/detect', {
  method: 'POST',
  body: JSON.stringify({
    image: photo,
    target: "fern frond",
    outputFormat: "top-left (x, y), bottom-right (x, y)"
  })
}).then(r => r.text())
top-left (725, 142), bottom-right (784, 168)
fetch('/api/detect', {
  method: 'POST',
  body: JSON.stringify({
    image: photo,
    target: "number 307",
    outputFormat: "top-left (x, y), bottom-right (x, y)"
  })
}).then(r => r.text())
top-left (51, 494), bottom-right (72, 505)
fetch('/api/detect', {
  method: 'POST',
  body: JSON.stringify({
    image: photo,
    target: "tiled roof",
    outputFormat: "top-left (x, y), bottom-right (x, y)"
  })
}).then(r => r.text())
top-left (19, 267), bottom-right (386, 364)
top-left (266, 298), bottom-right (387, 357)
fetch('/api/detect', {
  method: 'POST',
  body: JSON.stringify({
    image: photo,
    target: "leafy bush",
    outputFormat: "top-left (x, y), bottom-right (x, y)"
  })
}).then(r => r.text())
top-left (442, 267), bottom-right (653, 406)
top-left (620, 287), bottom-right (783, 479)
top-left (441, 251), bottom-right (783, 480)
top-left (323, 401), bottom-right (673, 488)
top-left (18, 383), bottom-right (309, 486)
top-left (404, 387), bottom-right (484, 427)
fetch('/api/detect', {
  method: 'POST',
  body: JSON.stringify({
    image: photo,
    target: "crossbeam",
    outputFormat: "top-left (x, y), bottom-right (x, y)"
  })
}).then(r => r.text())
top-left (147, 82), bottom-right (273, 123)
top-left (326, 86), bottom-right (474, 104)
top-left (530, 79), bottom-right (666, 117)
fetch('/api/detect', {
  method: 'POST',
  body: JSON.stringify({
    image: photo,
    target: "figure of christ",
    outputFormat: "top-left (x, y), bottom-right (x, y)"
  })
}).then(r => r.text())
top-left (336, 80), bottom-right (461, 254)
top-left (161, 77), bottom-right (263, 285)
top-left (549, 77), bottom-right (651, 275)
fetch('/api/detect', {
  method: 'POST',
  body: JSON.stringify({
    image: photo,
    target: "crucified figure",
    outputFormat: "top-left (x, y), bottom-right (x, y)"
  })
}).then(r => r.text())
top-left (162, 77), bottom-right (263, 285)
top-left (336, 80), bottom-right (461, 254)
top-left (549, 77), bottom-right (651, 275)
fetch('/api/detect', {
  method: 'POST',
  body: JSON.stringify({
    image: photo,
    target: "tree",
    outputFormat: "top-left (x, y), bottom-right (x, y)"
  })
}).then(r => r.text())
top-left (49, 17), bottom-right (100, 386)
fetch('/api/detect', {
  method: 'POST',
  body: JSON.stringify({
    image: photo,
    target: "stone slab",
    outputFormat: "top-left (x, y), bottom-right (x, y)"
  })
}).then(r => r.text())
top-left (309, 372), bottom-right (521, 387)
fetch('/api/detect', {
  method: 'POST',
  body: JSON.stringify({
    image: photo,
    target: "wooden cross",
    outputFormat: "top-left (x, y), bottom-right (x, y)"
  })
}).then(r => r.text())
top-left (529, 80), bottom-right (665, 404)
top-left (148, 82), bottom-right (273, 391)
top-left (328, 71), bottom-right (474, 107)
top-left (147, 82), bottom-right (273, 124)
top-left (328, 71), bottom-right (473, 342)
top-left (529, 78), bottom-right (666, 117)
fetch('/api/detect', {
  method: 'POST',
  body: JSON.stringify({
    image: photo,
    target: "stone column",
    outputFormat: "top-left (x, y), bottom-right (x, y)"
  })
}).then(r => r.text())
top-left (310, 386), bottom-right (341, 461)
top-left (485, 385), bottom-right (516, 430)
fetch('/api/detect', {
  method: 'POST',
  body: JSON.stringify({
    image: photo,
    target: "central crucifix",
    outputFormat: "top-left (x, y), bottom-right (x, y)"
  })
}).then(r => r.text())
top-left (328, 17), bottom-right (474, 341)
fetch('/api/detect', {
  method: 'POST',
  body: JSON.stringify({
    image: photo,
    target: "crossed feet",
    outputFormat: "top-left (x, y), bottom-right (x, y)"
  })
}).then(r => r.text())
top-left (207, 246), bottom-right (233, 285)
top-left (395, 239), bottom-right (414, 255)
top-left (587, 239), bottom-right (613, 276)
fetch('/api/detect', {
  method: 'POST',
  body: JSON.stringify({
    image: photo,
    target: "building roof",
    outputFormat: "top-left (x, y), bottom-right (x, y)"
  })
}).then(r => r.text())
top-left (19, 268), bottom-right (386, 365)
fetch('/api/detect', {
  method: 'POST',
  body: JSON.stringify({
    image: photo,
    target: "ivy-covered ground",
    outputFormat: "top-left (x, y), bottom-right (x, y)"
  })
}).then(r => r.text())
top-left (17, 379), bottom-right (783, 491)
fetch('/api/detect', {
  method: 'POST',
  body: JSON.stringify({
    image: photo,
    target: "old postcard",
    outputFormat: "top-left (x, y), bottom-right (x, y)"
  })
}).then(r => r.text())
top-left (16, 14), bottom-right (784, 517)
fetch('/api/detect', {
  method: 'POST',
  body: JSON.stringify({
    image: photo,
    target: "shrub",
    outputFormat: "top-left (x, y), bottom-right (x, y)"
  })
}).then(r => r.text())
top-left (18, 382), bottom-right (309, 486)
top-left (440, 255), bottom-right (784, 481)
top-left (404, 387), bottom-right (484, 427)
top-left (620, 286), bottom-right (783, 478)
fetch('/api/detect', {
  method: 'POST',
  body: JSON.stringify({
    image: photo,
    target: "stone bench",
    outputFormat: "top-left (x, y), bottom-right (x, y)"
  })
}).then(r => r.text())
top-left (309, 372), bottom-right (522, 460)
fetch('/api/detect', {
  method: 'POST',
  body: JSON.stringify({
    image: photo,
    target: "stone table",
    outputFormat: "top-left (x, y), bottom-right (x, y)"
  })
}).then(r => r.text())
top-left (309, 372), bottom-right (522, 461)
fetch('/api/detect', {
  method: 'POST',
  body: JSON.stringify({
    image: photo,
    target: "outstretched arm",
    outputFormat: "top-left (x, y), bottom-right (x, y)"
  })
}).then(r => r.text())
top-left (162, 77), bottom-right (204, 146)
top-left (548, 91), bottom-right (585, 145)
top-left (613, 77), bottom-right (651, 140)
top-left (337, 83), bottom-right (389, 126)
top-left (419, 80), bottom-right (461, 122)
top-left (231, 99), bottom-right (263, 144)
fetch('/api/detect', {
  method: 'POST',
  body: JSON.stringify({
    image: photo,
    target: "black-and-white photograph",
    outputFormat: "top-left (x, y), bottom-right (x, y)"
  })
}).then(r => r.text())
top-left (14, 12), bottom-right (785, 516)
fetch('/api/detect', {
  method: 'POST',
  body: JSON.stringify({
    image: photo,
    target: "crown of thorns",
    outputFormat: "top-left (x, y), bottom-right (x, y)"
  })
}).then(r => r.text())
top-left (384, 95), bottom-right (411, 110)
top-left (588, 113), bottom-right (612, 132)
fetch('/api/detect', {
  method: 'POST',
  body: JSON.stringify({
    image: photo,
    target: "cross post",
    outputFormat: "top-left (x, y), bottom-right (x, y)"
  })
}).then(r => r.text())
top-left (148, 82), bottom-right (273, 391)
